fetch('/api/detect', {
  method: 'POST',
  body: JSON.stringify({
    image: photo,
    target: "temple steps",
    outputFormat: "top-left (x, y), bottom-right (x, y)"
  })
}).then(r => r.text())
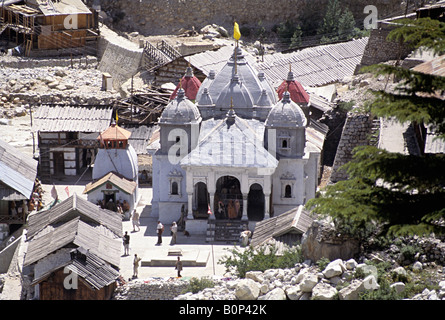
top-left (206, 219), bottom-right (248, 243)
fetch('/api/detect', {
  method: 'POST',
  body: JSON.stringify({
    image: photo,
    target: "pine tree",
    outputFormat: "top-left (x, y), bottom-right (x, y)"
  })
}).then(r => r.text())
top-left (317, 0), bottom-right (360, 43)
top-left (307, 17), bottom-right (445, 237)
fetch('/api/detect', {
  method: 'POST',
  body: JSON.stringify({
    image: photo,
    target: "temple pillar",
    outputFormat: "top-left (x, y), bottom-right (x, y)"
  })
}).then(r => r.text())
top-left (209, 192), bottom-right (215, 220)
top-left (187, 193), bottom-right (194, 220)
top-left (242, 193), bottom-right (248, 221)
top-left (264, 193), bottom-right (271, 219)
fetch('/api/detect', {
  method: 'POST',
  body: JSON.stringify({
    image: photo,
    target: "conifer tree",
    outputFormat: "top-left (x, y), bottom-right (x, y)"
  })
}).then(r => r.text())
top-left (307, 17), bottom-right (445, 237)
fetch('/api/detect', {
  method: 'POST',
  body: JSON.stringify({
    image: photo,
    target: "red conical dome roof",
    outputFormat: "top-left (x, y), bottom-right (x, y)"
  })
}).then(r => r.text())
top-left (169, 66), bottom-right (202, 101)
top-left (277, 70), bottom-right (310, 105)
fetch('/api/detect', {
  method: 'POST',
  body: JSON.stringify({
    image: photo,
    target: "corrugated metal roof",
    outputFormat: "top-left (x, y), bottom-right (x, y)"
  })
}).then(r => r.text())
top-left (251, 205), bottom-right (313, 248)
top-left (125, 125), bottom-right (159, 155)
top-left (25, 217), bottom-right (121, 268)
top-left (32, 105), bottom-right (113, 133)
top-left (412, 54), bottom-right (445, 77)
top-left (187, 38), bottom-right (367, 95)
top-left (27, 193), bottom-right (123, 240)
top-left (27, 0), bottom-right (91, 16)
top-left (0, 139), bottom-right (38, 199)
top-left (31, 248), bottom-right (120, 290)
top-left (425, 126), bottom-right (445, 154)
top-left (256, 38), bottom-right (369, 88)
top-left (188, 45), bottom-right (258, 77)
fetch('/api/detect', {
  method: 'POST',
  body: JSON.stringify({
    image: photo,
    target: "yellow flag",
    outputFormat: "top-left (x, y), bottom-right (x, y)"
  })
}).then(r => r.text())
top-left (233, 22), bottom-right (241, 41)
top-left (116, 110), bottom-right (118, 124)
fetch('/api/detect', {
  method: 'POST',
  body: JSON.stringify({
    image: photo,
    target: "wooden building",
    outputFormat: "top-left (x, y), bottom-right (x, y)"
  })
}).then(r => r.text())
top-left (24, 194), bottom-right (122, 300)
top-left (0, 139), bottom-right (37, 237)
top-left (0, 0), bottom-right (99, 56)
top-left (250, 205), bottom-right (314, 252)
top-left (32, 104), bottom-right (113, 182)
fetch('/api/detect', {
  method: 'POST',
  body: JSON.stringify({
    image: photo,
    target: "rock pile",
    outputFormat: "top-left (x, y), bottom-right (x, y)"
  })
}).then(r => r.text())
top-left (113, 278), bottom-right (189, 300)
top-left (171, 258), bottom-right (445, 300)
top-left (0, 58), bottom-right (119, 119)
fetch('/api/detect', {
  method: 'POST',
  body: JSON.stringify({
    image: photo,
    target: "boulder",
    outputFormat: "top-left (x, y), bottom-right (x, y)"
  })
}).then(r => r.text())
top-left (234, 279), bottom-right (261, 300)
top-left (338, 280), bottom-right (365, 300)
top-left (294, 268), bottom-right (308, 284)
top-left (356, 263), bottom-right (378, 279)
top-left (311, 282), bottom-right (338, 300)
top-left (301, 220), bottom-right (360, 262)
top-left (390, 282), bottom-right (406, 294)
top-left (285, 286), bottom-right (302, 300)
top-left (258, 287), bottom-right (286, 300)
top-left (345, 259), bottom-right (358, 270)
top-left (300, 273), bottom-right (319, 293)
top-left (322, 259), bottom-right (345, 278)
top-left (412, 261), bottom-right (423, 272)
top-left (47, 81), bottom-right (60, 89)
top-left (362, 275), bottom-right (380, 291)
top-left (392, 266), bottom-right (408, 278)
top-left (246, 271), bottom-right (264, 283)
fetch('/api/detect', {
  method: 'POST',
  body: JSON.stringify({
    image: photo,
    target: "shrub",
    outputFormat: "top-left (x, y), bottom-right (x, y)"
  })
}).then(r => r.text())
top-left (182, 277), bottom-right (215, 294)
top-left (400, 245), bottom-right (419, 262)
top-left (218, 244), bottom-right (304, 278)
top-left (316, 257), bottom-right (330, 271)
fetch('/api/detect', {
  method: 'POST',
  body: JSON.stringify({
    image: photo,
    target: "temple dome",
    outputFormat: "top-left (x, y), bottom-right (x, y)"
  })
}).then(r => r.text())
top-left (195, 46), bottom-right (277, 111)
top-left (159, 88), bottom-right (201, 124)
top-left (277, 70), bottom-right (310, 105)
top-left (265, 91), bottom-right (307, 128)
top-left (169, 66), bottom-right (202, 101)
top-left (215, 74), bottom-right (253, 109)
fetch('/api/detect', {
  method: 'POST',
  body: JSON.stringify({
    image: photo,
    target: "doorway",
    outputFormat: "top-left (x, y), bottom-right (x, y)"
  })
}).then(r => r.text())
top-left (214, 176), bottom-right (242, 220)
top-left (193, 182), bottom-right (209, 219)
top-left (248, 183), bottom-right (265, 221)
top-left (53, 152), bottom-right (64, 175)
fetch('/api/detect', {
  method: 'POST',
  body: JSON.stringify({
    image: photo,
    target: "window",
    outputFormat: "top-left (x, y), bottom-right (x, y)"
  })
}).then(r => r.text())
top-left (282, 139), bottom-right (288, 149)
top-left (285, 185), bottom-right (292, 198)
top-left (279, 136), bottom-right (290, 151)
top-left (176, 136), bottom-right (180, 143)
top-left (171, 181), bottom-right (179, 195)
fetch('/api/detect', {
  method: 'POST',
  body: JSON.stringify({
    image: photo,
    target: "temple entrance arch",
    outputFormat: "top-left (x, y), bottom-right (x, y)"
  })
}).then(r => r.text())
top-left (214, 176), bottom-right (242, 220)
top-left (193, 182), bottom-right (209, 219)
top-left (248, 183), bottom-right (265, 221)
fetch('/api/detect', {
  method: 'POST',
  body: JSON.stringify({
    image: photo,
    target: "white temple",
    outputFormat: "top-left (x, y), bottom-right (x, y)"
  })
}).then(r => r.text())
top-left (149, 45), bottom-right (324, 233)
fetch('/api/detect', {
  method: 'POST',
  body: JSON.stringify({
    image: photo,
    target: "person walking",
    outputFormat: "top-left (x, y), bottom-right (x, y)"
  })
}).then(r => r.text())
top-left (132, 211), bottom-right (140, 232)
top-left (133, 254), bottom-right (142, 278)
top-left (156, 221), bottom-right (164, 245)
top-left (170, 221), bottom-right (178, 245)
top-left (175, 257), bottom-right (183, 278)
top-left (123, 231), bottom-right (130, 255)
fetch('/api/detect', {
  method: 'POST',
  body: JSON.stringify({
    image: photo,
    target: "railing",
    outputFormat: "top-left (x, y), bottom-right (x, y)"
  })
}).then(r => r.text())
top-left (157, 39), bottom-right (181, 61)
top-left (143, 40), bottom-right (182, 71)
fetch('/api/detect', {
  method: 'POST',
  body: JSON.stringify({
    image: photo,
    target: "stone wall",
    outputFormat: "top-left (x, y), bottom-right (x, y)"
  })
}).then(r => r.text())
top-left (97, 27), bottom-right (144, 90)
top-left (90, 0), bottom-right (403, 36)
top-left (358, 23), bottom-right (414, 68)
top-left (112, 278), bottom-right (189, 300)
top-left (330, 112), bottom-right (374, 182)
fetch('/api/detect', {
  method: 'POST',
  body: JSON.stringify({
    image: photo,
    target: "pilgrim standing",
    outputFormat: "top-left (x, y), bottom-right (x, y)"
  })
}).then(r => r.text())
top-left (175, 257), bottom-right (183, 278)
top-left (156, 221), bottom-right (164, 245)
top-left (170, 221), bottom-right (178, 245)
